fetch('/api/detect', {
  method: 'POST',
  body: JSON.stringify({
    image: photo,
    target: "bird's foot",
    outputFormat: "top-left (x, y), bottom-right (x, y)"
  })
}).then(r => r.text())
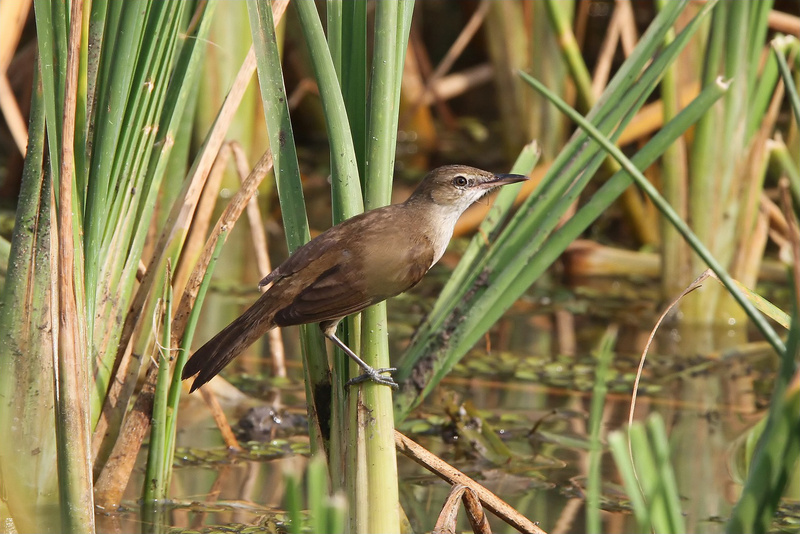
top-left (346, 367), bottom-right (398, 389)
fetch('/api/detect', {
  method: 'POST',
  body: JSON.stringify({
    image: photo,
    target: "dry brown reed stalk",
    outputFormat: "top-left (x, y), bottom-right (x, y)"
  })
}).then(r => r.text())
top-left (94, 304), bottom-right (165, 509)
top-left (400, 37), bottom-right (437, 160)
top-left (562, 238), bottom-right (793, 285)
top-left (0, 0), bottom-right (30, 70)
top-left (564, 240), bottom-right (660, 278)
top-left (408, 28), bottom-right (457, 128)
top-left (434, 484), bottom-right (491, 534)
top-left (731, 73), bottom-right (787, 290)
top-left (0, 75), bottom-right (26, 155)
top-left (53, 0), bottom-right (95, 528)
top-left (402, 0), bottom-right (491, 128)
top-left (762, 188), bottom-right (791, 236)
top-left (112, 45), bottom-right (256, 369)
top-left (591, 0), bottom-right (638, 96)
top-left (0, 0), bottom-right (31, 155)
top-left (99, 143), bottom-right (276, 490)
top-left (92, 64), bottom-right (251, 467)
top-left (173, 143), bottom-right (232, 296)
top-left (94, 149), bottom-right (275, 502)
top-left (421, 64), bottom-right (494, 105)
top-left (395, 430), bottom-right (547, 534)
top-left (199, 387), bottom-right (241, 450)
top-left (94, 373), bottom-right (157, 508)
top-left (172, 148), bottom-right (274, 346)
top-left (91, 324), bottom-right (136, 472)
top-left (231, 141), bottom-right (287, 378)
top-left (767, 10), bottom-right (800, 35)
top-left (617, 1), bottom-right (639, 55)
top-left (170, 149), bottom-right (274, 447)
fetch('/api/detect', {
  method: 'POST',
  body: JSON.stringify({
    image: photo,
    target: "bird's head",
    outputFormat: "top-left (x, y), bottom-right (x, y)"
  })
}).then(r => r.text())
top-left (408, 165), bottom-right (528, 215)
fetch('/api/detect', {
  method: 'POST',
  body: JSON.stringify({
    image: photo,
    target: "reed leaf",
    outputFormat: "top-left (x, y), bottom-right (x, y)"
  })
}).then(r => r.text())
top-left (683, 0), bottom-right (784, 322)
top-left (395, 0), bottom-right (717, 419)
top-left (247, 0), bottom-right (330, 455)
top-left (608, 414), bottom-right (687, 533)
top-left (586, 326), bottom-right (617, 533)
top-left (2, 2), bottom-right (220, 529)
top-left (0, 65), bottom-right (61, 534)
top-left (519, 71), bottom-right (785, 356)
top-left (728, 301), bottom-right (800, 533)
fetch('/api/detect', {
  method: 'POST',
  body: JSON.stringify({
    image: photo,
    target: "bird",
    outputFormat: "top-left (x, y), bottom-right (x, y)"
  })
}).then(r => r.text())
top-left (182, 165), bottom-right (528, 392)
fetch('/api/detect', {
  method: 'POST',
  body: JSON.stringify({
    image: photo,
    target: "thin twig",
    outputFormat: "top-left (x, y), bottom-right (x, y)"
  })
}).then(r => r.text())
top-left (461, 485), bottom-right (492, 534)
top-left (421, 64), bottom-right (494, 105)
top-left (171, 148), bottom-right (274, 349)
top-left (172, 143), bottom-right (232, 296)
top-left (395, 430), bottom-right (547, 534)
top-left (113, 44), bottom-right (257, 369)
top-left (591, 3), bottom-right (624, 97)
top-left (199, 387), bottom-right (240, 450)
top-left (230, 141), bottom-right (286, 378)
top-left (434, 484), bottom-right (490, 534)
top-left (627, 270), bottom-right (710, 494)
top-left (405, 0), bottom-right (491, 123)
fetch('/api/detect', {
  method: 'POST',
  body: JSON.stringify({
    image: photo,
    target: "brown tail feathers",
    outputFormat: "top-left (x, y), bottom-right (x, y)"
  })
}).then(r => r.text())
top-left (182, 296), bottom-right (277, 392)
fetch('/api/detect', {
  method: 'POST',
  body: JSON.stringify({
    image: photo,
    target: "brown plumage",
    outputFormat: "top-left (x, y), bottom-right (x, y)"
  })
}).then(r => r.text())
top-left (182, 165), bottom-right (527, 391)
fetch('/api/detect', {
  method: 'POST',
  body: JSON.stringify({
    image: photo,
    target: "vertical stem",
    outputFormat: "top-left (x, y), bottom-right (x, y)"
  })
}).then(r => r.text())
top-left (656, 0), bottom-right (689, 298)
top-left (0, 64), bottom-right (61, 534)
top-left (143, 263), bottom-right (172, 506)
top-left (586, 326), bottom-right (617, 534)
top-left (544, 0), bottom-right (594, 112)
top-left (247, 0), bottom-right (330, 456)
top-left (54, 0), bottom-right (95, 531)
top-left (353, 1), bottom-right (413, 532)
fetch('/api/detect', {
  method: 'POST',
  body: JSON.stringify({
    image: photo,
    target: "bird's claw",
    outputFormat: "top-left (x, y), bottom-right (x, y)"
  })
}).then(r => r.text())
top-left (346, 367), bottom-right (398, 389)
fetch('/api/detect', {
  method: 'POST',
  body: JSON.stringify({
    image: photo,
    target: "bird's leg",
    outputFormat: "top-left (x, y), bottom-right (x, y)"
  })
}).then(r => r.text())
top-left (320, 321), bottom-right (398, 389)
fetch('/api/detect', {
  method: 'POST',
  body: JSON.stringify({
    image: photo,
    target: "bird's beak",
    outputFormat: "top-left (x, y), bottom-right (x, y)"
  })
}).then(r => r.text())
top-left (478, 173), bottom-right (529, 189)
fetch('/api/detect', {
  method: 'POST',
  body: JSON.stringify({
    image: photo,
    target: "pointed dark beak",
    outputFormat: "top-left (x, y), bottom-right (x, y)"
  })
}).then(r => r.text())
top-left (478, 173), bottom-right (529, 189)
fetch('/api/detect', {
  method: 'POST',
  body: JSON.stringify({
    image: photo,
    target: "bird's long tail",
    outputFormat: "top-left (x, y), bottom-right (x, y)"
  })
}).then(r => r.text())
top-left (182, 295), bottom-right (278, 392)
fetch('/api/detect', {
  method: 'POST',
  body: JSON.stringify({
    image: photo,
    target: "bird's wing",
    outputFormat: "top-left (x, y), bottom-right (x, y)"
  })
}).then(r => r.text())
top-left (259, 212), bottom-right (371, 288)
top-left (268, 206), bottom-right (437, 326)
top-left (273, 260), bottom-right (376, 326)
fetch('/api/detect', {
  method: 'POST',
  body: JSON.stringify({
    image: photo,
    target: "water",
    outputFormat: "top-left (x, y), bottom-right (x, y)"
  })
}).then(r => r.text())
top-left (97, 283), bottom-right (795, 533)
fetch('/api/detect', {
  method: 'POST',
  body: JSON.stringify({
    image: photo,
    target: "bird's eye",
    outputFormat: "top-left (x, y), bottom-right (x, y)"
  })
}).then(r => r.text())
top-left (453, 175), bottom-right (468, 187)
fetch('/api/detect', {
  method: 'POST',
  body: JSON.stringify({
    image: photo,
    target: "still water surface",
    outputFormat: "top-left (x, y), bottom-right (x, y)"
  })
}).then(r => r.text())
top-left (100, 285), bottom-right (793, 533)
